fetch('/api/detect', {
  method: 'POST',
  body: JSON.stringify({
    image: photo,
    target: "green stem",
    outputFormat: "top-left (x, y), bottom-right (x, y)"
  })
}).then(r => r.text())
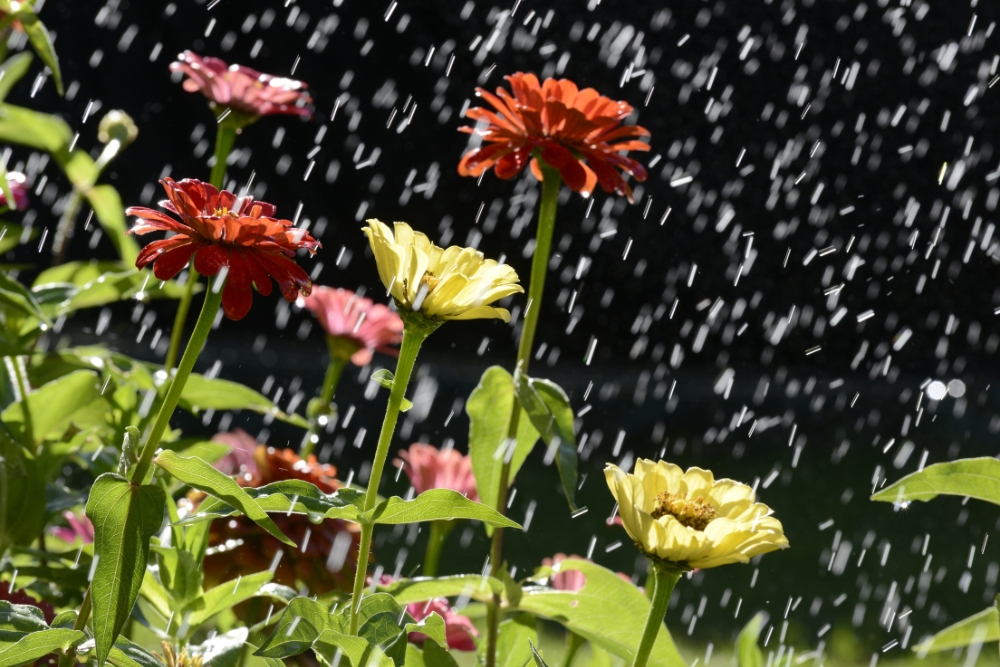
top-left (423, 520), bottom-right (454, 578)
top-left (58, 586), bottom-right (91, 667)
top-left (131, 279), bottom-right (224, 485)
top-left (561, 631), bottom-right (585, 667)
top-left (300, 351), bottom-right (347, 458)
top-left (209, 119), bottom-right (239, 191)
top-left (349, 319), bottom-right (436, 634)
top-left (9, 355), bottom-right (32, 448)
top-left (163, 269), bottom-right (200, 372)
top-left (485, 161), bottom-right (561, 667)
top-left (630, 563), bottom-right (681, 667)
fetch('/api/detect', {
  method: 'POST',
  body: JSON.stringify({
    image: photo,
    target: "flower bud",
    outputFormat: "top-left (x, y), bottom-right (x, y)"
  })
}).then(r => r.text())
top-left (98, 110), bottom-right (138, 146)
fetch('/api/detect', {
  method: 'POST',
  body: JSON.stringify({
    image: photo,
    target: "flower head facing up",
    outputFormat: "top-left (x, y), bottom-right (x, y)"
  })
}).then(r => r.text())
top-left (406, 598), bottom-right (479, 651)
top-left (605, 459), bottom-right (788, 569)
top-left (0, 171), bottom-right (29, 210)
top-left (171, 51), bottom-right (313, 123)
top-left (127, 178), bottom-right (319, 320)
top-left (363, 219), bottom-right (522, 323)
top-left (394, 443), bottom-right (478, 501)
top-left (458, 72), bottom-right (650, 202)
top-left (299, 286), bottom-right (404, 366)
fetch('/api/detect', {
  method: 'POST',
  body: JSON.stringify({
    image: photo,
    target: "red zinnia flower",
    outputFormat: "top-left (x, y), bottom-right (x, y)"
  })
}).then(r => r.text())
top-left (126, 178), bottom-right (320, 320)
top-left (299, 286), bottom-right (404, 366)
top-left (394, 443), bottom-right (478, 501)
top-left (458, 72), bottom-right (650, 202)
top-left (171, 51), bottom-right (313, 121)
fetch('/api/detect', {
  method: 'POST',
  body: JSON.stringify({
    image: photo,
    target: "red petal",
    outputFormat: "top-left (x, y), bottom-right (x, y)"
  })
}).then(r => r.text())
top-left (221, 251), bottom-right (253, 320)
top-left (245, 253), bottom-right (274, 296)
top-left (151, 241), bottom-right (199, 280)
top-left (194, 244), bottom-right (228, 276)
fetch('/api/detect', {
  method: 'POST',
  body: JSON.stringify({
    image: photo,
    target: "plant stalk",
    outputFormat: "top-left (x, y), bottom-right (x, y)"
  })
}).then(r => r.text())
top-left (630, 562), bottom-right (681, 667)
top-left (131, 278), bottom-right (224, 485)
top-left (423, 519), bottom-right (454, 578)
top-left (485, 162), bottom-right (562, 667)
top-left (348, 318), bottom-right (436, 634)
top-left (58, 586), bottom-right (91, 667)
top-left (300, 348), bottom-right (348, 458)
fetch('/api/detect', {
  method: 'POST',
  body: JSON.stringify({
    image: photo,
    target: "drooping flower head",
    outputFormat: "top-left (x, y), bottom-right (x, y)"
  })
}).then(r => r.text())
top-left (458, 73), bottom-right (650, 202)
top-left (201, 437), bottom-right (361, 595)
top-left (211, 428), bottom-right (260, 479)
top-left (299, 286), bottom-right (404, 366)
top-left (0, 171), bottom-right (29, 210)
top-left (170, 51), bottom-right (313, 123)
top-left (605, 459), bottom-right (788, 569)
top-left (49, 510), bottom-right (94, 545)
top-left (363, 220), bottom-right (522, 322)
top-left (127, 178), bottom-right (319, 320)
top-left (394, 443), bottom-right (478, 501)
top-left (406, 598), bottom-right (479, 652)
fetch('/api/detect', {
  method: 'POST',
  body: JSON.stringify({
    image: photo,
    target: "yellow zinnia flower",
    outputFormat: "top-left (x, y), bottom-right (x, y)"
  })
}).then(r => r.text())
top-left (605, 459), bottom-right (788, 569)
top-left (362, 219), bottom-right (523, 322)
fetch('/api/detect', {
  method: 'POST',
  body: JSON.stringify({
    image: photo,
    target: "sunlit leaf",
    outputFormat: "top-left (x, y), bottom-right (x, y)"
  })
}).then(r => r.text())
top-left (0, 601), bottom-right (49, 632)
top-left (529, 640), bottom-right (551, 667)
top-left (404, 612), bottom-right (447, 650)
top-left (150, 545), bottom-right (202, 607)
top-left (736, 613), bottom-right (766, 667)
top-left (913, 605), bottom-right (999, 653)
top-left (86, 474), bottom-right (166, 667)
top-left (0, 53), bottom-right (32, 103)
top-left (872, 457), bottom-right (1000, 506)
top-left (179, 374), bottom-right (309, 429)
top-left (178, 480), bottom-right (365, 526)
top-left (479, 613), bottom-right (535, 667)
top-left (153, 450), bottom-right (294, 547)
top-left (9, 8), bottom-right (62, 94)
top-left (376, 575), bottom-right (502, 605)
top-left (366, 488), bottom-right (521, 528)
top-left (0, 370), bottom-right (101, 446)
top-left (0, 628), bottom-right (85, 667)
top-left (183, 571), bottom-right (275, 632)
top-left (256, 597), bottom-right (333, 659)
top-left (312, 630), bottom-right (394, 667)
top-left (190, 628), bottom-right (248, 667)
top-left (83, 186), bottom-right (139, 265)
top-left (513, 372), bottom-right (578, 511)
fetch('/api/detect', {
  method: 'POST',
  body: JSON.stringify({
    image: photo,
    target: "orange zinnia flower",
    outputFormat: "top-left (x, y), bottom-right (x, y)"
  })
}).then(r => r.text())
top-left (126, 178), bottom-right (319, 320)
top-left (458, 72), bottom-right (650, 201)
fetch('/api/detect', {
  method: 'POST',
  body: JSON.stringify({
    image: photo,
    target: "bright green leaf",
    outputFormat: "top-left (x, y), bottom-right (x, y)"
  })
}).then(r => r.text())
top-left (0, 438), bottom-right (46, 548)
top-left (913, 606), bottom-right (998, 653)
top-left (312, 630), bottom-right (394, 667)
top-left (370, 370), bottom-right (412, 412)
top-left (183, 571), bottom-right (274, 632)
top-left (517, 559), bottom-right (685, 667)
top-left (86, 474), bottom-right (166, 667)
top-left (376, 574), bottom-right (502, 605)
top-left (0, 53), bottom-right (32, 103)
top-left (529, 640), bottom-right (551, 667)
top-left (83, 186), bottom-right (139, 265)
top-left (150, 545), bottom-right (202, 607)
top-left (153, 450), bottom-right (294, 547)
top-left (179, 481), bottom-right (365, 526)
top-left (107, 638), bottom-right (164, 667)
top-left (366, 488), bottom-right (521, 528)
top-left (12, 8), bottom-right (62, 95)
top-left (0, 369), bottom-right (101, 446)
top-left (0, 601), bottom-right (49, 632)
top-left (514, 372), bottom-right (578, 511)
top-left (0, 271), bottom-right (47, 324)
top-left (404, 612), bottom-right (447, 649)
top-left (191, 628), bottom-right (248, 667)
top-left (873, 457), bottom-right (1000, 506)
top-left (0, 628), bottom-right (85, 667)
top-left (179, 374), bottom-right (309, 429)
top-left (256, 597), bottom-right (333, 659)
top-left (482, 613), bottom-right (535, 667)
top-left (421, 641), bottom-right (458, 667)
top-left (736, 613), bottom-right (766, 667)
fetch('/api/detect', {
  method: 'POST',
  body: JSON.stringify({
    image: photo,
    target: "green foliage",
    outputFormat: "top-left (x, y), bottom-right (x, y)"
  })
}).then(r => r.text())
top-left (913, 604), bottom-right (999, 653)
top-left (86, 474), bottom-right (166, 667)
top-left (181, 479), bottom-right (366, 526)
top-left (190, 629), bottom-right (249, 667)
top-left (0, 434), bottom-right (46, 549)
top-left (376, 574), bottom-right (502, 605)
top-left (466, 366), bottom-right (539, 521)
top-left (513, 372), bottom-right (578, 511)
top-left (529, 640), bottom-right (551, 667)
top-left (480, 613), bottom-right (536, 667)
top-left (182, 572), bottom-right (292, 634)
top-left (736, 613), bottom-right (767, 667)
top-left (366, 488), bottom-right (523, 528)
top-left (873, 457), bottom-right (1000, 506)
top-left (0, 628), bottom-right (84, 667)
top-left (370, 369), bottom-right (412, 411)
top-left (517, 559), bottom-right (685, 667)
top-left (179, 373), bottom-right (309, 429)
top-left (0, 4), bottom-right (63, 94)
top-left (0, 53), bottom-right (31, 104)
top-left (0, 370), bottom-right (101, 446)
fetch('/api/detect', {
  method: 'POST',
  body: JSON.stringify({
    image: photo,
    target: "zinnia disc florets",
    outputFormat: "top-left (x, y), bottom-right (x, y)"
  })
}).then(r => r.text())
top-left (650, 492), bottom-right (717, 531)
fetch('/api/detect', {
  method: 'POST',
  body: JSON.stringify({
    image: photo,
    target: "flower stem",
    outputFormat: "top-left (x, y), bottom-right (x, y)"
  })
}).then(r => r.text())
top-left (349, 317), bottom-right (437, 635)
top-left (300, 352), bottom-right (347, 458)
top-left (58, 586), bottom-right (91, 667)
top-left (131, 278), bottom-right (224, 485)
top-left (423, 520), bottom-right (454, 578)
top-left (485, 161), bottom-right (561, 667)
top-left (630, 562), bottom-right (681, 667)
top-left (163, 118), bottom-right (237, 372)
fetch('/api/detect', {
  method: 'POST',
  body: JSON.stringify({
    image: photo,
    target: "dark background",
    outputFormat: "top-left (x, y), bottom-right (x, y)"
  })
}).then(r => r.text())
top-left (8, 0), bottom-right (1000, 659)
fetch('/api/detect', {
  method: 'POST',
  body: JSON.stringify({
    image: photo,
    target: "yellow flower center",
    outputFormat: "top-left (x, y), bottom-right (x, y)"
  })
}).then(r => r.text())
top-left (421, 272), bottom-right (440, 291)
top-left (651, 492), bottom-right (717, 531)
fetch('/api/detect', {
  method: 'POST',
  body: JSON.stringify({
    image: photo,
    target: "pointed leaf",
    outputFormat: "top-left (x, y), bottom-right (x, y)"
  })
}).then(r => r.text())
top-left (86, 474), bottom-right (166, 667)
top-left (514, 373), bottom-right (578, 511)
top-left (529, 640), bottom-right (552, 667)
top-left (0, 53), bottom-right (32, 103)
top-left (404, 612), bottom-right (448, 649)
top-left (178, 480), bottom-right (364, 526)
top-left (366, 488), bottom-right (521, 528)
top-left (179, 374), bottom-right (309, 429)
top-left (736, 613), bottom-right (766, 667)
top-left (376, 575), bottom-right (502, 605)
top-left (12, 8), bottom-right (62, 95)
top-left (256, 597), bottom-right (332, 659)
top-left (0, 369), bottom-right (101, 446)
top-left (183, 571), bottom-right (275, 631)
top-left (312, 630), bottom-right (394, 667)
top-left (0, 628), bottom-right (85, 667)
top-left (153, 450), bottom-right (294, 546)
top-left (913, 605), bottom-right (999, 653)
top-left (190, 628), bottom-right (248, 667)
top-left (82, 186), bottom-right (138, 264)
top-left (0, 601), bottom-right (50, 632)
top-left (873, 457), bottom-right (1000, 506)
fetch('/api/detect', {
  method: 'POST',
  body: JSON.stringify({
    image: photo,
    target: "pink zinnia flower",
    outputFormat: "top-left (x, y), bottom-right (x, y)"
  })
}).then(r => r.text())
top-left (542, 553), bottom-right (587, 591)
top-left (0, 172), bottom-right (29, 210)
top-left (299, 286), bottom-right (403, 366)
top-left (49, 511), bottom-right (94, 545)
top-left (394, 443), bottom-right (478, 501)
top-left (211, 428), bottom-right (260, 479)
top-left (171, 51), bottom-right (313, 121)
top-left (407, 598), bottom-right (479, 652)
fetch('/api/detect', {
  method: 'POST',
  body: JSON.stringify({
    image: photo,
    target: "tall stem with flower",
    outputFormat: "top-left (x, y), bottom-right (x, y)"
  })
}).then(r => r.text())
top-left (457, 72), bottom-right (651, 667)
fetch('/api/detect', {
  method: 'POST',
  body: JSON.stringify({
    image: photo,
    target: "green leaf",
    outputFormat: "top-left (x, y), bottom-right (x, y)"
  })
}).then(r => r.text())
top-left (150, 545), bottom-right (202, 607)
top-left (0, 104), bottom-right (97, 187)
top-left (180, 481), bottom-right (365, 526)
top-left (514, 373), bottom-right (578, 511)
top-left (376, 574), bottom-right (502, 605)
top-left (421, 641), bottom-right (458, 667)
top-left (529, 640), bottom-right (551, 667)
top-left (0, 601), bottom-right (49, 632)
top-left (481, 613), bottom-right (535, 667)
top-left (0, 438), bottom-right (46, 548)
top-left (179, 374), bottom-right (309, 429)
top-left (118, 426), bottom-right (141, 479)
top-left (0, 54), bottom-right (32, 103)
top-left (107, 638), bottom-right (164, 667)
top-left (312, 630), bottom-right (394, 667)
top-left (366, 489), bottom-right (521, 528)
top-left (138, 571), bottom-right (172, 621)
top-left (0, 369), bottom-right (101, 446)
top-left (183, 571), bottom-right (276, 632)
top-left (370, 370), bottom-right (412, 412)
top-left (62, 269), bottom-right (188, 313)
top-left (0, 224), bottom-right (37, 254)
top-left (872, 457), bottom-right (1000, 506)
top-left (191, 628), bottom-right (248, 667)
top-left (517, 559), bottom-right (685, 667)
top-left (83, 186), bottom-right (139, 265)
top-left (588, 646), bottom-right (613, 667)
top-left (256, 597), bottom-right (333, 659)
top-left (86, 473), bottom-right (166, 667)
top-left (0, 271), bottom-right (47, 324)
top-left (404, 612), bottom-right (448, 649)
top-left (11, 8), bottom-right (62, 95)
top-left (153, 450), bottom-right (295, 547)
top-left (913, 605), bottom-right (999, 653)
top-left (466, 366), bottom-right (540, 519)
top-left (0, 628), bottom-right (85, 667)
top-left (736, 613), bottom-right (766, 667)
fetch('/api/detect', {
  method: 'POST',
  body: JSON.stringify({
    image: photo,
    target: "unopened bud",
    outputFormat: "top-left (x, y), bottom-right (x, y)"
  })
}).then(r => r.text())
top-left (98, 110), bottom-right (138, 146)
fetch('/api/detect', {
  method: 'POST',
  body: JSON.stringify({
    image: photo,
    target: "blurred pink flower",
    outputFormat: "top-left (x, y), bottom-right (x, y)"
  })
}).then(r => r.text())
top-left (170, 51), bottom-right (313, 121)
top-left (407, 598), bottom-right (479, 652)
top-left (211, 428), bottom-right (260, 479)
top-left (394, 443), bottom-right (478, 501)
top-left (0, 172), bottom-right (29, 210)
top-left (299, 286), bottom-right (403, 366)
top-left (542, 553), bottom-right (587, 591)
top-left (50, 511), bottom-right (94, 545)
